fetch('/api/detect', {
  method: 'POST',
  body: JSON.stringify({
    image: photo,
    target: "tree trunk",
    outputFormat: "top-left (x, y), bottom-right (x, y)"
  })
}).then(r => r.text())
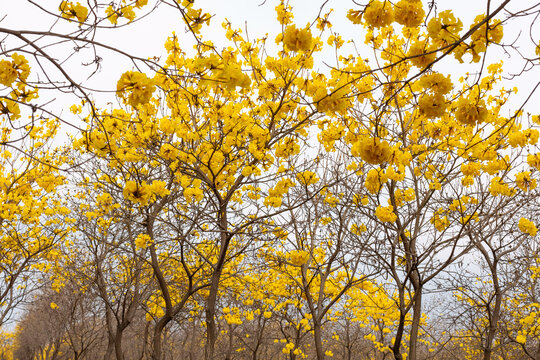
top-left (152, 315), bottom-right (172, 360)
top-left (205, 269), bottom-right (222, 360)
top-left (483, 263), bottom-right (501, 360)
top-left (392, 311), bottom-right (406, 360)
top-left (409, 280), bottom-right (423, 360)
top-left (114, 324), bottom-right (128, 360)
top-left (313, 318), bottom-right (325, 360)
top-left (205, 205), bottom-right (230, 360)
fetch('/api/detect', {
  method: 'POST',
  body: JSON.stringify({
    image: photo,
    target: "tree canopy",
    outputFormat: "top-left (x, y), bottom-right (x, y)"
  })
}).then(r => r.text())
top-left (0, 1), bottom-right (540, 359)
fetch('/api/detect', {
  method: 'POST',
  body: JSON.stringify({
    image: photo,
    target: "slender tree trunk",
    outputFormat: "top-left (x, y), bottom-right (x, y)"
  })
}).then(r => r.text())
top-left (114, 324), bottom-right (129, 360)
top-left (205, 269), bottom-right (223, 360)
top-left (139, 321), bottom-right (150, 360)
top-left (205, 206), bottom-right (230, 360)
top-left (152, 315), bottom-right (172, 360)
top-left (104, 338), bottom-right (115, 360)
top-left (392, 313), bottom-right (406, 360)
top-left (483, 264), bottom-right (501, 360)
top-left (103, 308), bottom-right (115, 360)
top-left (409, 277), bottom-right (423, 360)
top-left (392, 286), bottom-right (406, 360)
top-left (313, 318), bottom-right (325, 360)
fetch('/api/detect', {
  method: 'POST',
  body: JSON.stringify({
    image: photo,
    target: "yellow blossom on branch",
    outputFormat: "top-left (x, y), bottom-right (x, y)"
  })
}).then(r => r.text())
top-left (518, 218), bottom-right (537, 237)
top-left (375, 205), bottom-right (397, 223)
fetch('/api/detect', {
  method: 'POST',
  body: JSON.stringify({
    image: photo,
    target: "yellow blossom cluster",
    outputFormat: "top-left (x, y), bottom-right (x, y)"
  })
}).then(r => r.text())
top-left (431, 209), bottom-right (449, 232)
top-left (315, 87), bottom-right (351, 114)
top-left (106, 5), bottom-right (136, 24)
top-left (264, 178), bottom-right (295, 208)
top-left (289, 250), bottom-right (309, 266)
top-left (215, 61), bottom-right (251, 90)
top-left (122, 180), bottom-right (170, 205)
top-left (59, 1), bottom-right (88, 23)
top-left (508, 129), bottom-right (539, 148)
top-left (116, 71), bottom-right (156, 108)
top-left (352, 137), bottom-right (392, 164)
top-left (419, 93), bottom-right (447, 119)
top-left (391, 188), bottom-right (416, 207)
top-left (283, 25), bottom-right (313, 52)
top-left (455, 97), bottom-right (488, 126)
top-left (489, 177), bottom-right (514, 197)
top-left (527, 153), bottom-right (540, 169)
top-left (427, 10), bottom-right (463, 47)
top-left (375, 205), bottom-right (397, 223)
top-left (518, 218), bottom-right (537, 237)
top-left (363, 1), bottom-right (394, 28)
top-left (394, 0), bottom-right (424, 28)
top-left (407, 39), bottom-right (436, 68)
top-left (296, 171), bottom-right (319, 186)
top-left (515, 171), bottom-right (537, 192)
top-left (134, 234), bottom-right (152, 249)
top-left (365, 169), bottom-right (388, 194)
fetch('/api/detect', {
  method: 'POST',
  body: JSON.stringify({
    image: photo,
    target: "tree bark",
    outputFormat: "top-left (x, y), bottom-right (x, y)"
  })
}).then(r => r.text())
top-left (313, 318), bottom-right (325, 360)
top-left (409, 277), bottom-right (423, 360)
top-left (152, 315), bottom-right (172, 360)
top-left (205, 205), bottom-right (230, 360)
top-left (483, 262), bottom-right (501, 360)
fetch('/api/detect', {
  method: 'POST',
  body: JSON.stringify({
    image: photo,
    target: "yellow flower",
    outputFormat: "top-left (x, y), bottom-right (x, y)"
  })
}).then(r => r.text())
top-left (419, 93), bottom-right (446, 118)
top-left (316, 87), bottom-right (351, 114)
top-left (0, 60), bottom-right (18, 86)
top-left (275, 3), bottom-right (293, 25)
top-left (59, 1), bottom-right (88, 23)
top-left (159, 144), bottom-right (178, 161)
top-left (419, 73), bottom-right (452, 95)
top-left (283, 25), bottom-right (313, 52)
top-left (461, 162), bottom-right (482, 176)
top-left (352, 137), bottom-right (392, 164)
top-left (135, 234), bottom-right (152, 249)
top-left (123, 180), bottom-right (151, 204)
top-left (455, 98), bottom-right (488, 125)
top-left (150, 180), bottom-right (171, 197)
top-left (0, 53), bottom-right (30, 86)
top-left (515, 171), bottom-right (536, 192)
top-left (290, 250), bottom-right (309, 266)
top-left (364, 1), bottom-right (394, 28)
top-left (407, 40), bottom-right (437, 68)
top-left (431, 210), bottom-right (449, 232)
top-left (106, 5), bottom-right (136, 24)
top-left (159, 117), bottom-right (176, 134)
top-left (117, 71), bottom-right (156, 108)
top-left (365, 169), bottom-right (388, 194)
top-left (489, 177), bottom-right (513, 197)
top-left (518, 218), bottom-right (537, 237)
top-left (351, 223), bottom-right (367, 235)
top-left (215, 61), bottom-right (251, 90)
top-left (394, 0), bottom-right (424, 28)
top-left (375, 205), bottom-right (397, 223)
top-left (296, 171), bottom-right (319, 186)
top-left (527, 153), bottom-right (540, 169)
top-left (347, 9), bottom-right (363, 24)
top-left (427, 10), bottom-right (463, 45)
top-left (184, 186), bottom-right (204, 203)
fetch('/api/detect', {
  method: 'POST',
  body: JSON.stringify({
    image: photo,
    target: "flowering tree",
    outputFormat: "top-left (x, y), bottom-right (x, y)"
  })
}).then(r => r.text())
top-left (1, 1), bottom-right (540, 360)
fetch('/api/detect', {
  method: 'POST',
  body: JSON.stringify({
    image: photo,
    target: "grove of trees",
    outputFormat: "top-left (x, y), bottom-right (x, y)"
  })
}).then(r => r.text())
top-left (0, 0), bottom-right (539, 359)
